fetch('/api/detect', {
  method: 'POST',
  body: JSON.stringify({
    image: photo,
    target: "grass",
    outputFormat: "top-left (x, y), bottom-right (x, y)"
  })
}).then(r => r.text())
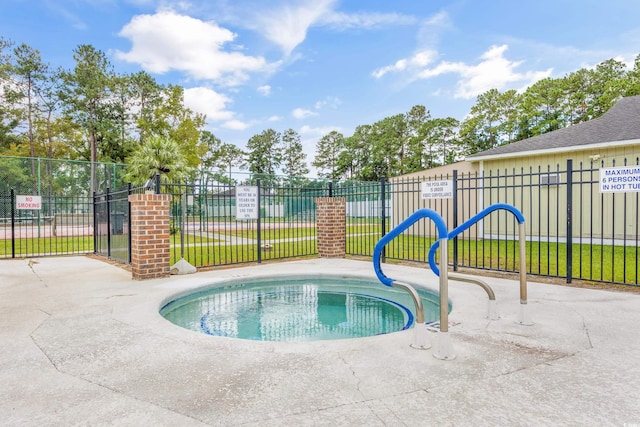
top-left (0, 235), bottom-right (93, 256)
top-left (170, 239), bottom-right (318, 266)
top-left (170, 233), bottom-right (221, 245)
top-left (222, 226), bottom-right (317, 240)
top-left (2, 230), bottom-right (637, 286)
top-left (377, 235), bottom-right (639, 285)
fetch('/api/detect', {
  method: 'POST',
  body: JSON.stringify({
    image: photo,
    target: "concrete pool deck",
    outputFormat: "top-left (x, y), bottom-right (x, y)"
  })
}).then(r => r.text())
top-left (1, 256), bottom-right (639, 426)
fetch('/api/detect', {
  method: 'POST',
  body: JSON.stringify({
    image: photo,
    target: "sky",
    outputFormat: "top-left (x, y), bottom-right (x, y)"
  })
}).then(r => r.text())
top-left (1, 0), bottom-right (639, 176)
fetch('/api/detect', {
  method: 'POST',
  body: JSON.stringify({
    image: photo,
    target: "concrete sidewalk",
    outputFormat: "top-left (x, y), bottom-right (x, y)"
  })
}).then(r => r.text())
top-left (1, 256), bottom-right (639, 426)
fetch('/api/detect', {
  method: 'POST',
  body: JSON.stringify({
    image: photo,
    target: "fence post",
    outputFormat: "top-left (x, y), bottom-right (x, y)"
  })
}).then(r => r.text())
top-left (128, 193), bottom-right (172, 280)
top-left (257, 178), bottom-right (262, 264)
top-left (380, 177), bottom-right (386, 263)
top-left (106, 187), bottom-right (111, 257)
top-left (566, 159), bottom-right (573, 284)
top-left (154, 174), bottom-right (161, 194)
top-left (93, 191), bottom-right (97, 254)
top-left (127, 183), bottom-right (132, 264)
top-left (10, 188), bottom-right (15, 259)
top-left (452, 170), bottom-right (458, 272)
top-left (315, 197), bottom-right (346, 258)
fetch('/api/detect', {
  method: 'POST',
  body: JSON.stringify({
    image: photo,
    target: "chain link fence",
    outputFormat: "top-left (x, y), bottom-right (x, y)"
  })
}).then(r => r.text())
top-left (0, 156), bottom-right (128, 258)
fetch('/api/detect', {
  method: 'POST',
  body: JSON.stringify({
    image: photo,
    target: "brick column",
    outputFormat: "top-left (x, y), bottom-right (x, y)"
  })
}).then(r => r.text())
top-left (315, 197), bottom-right (346, 258)
top-left (128, 193), bottom-right (172, 280)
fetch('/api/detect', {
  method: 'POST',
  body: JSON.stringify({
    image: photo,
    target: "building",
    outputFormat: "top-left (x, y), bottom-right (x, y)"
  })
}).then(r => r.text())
top-left (392, 95), bottom-right (640, 242)
top-left (467, 95), bottom-right (640, 241)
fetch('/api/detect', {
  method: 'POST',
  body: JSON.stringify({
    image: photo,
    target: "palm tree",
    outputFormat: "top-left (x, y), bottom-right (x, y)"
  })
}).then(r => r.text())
top-left (124, 135), bottom-right (190, 187)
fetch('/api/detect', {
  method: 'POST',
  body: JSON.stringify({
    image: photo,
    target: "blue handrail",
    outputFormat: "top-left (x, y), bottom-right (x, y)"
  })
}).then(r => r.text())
top-left (373, 208), bottom-right (448, 286)
top-left (428, 203), bottom-right (525, 275)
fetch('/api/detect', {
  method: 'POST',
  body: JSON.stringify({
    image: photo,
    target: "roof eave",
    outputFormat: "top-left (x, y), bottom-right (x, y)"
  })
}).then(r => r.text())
top-left (466, 138), bottom-right (640, 162)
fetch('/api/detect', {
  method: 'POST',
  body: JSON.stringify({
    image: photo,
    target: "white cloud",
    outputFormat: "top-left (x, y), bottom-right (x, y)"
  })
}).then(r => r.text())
top-left (439, 45), bottom-right (552, 99)
top-left (222, 119), bottom-right (250, 130)
top-left (250, 0), bottom-right (336, 55)
top-left (416, 11), bottom-right (451, 48)
top-left (374, 44), bottom-right (552, 99)
top-left (292, 108), bottom-right (317, 119)
top-left (244, 0), bottom-right (414, 55)
top-left (372, 50), bottom-right (437, 78)
top-left (314, 96), bottom-right (341, 110)
top-left (183, 86), bottom-right (234, 121)
top-left (267, 115), bottom-right (281, 122)
top-left (257, 85), bottom-right (271, 96)
top-left (319, 11), bottom-right (415, 30)
top-left (299, 125), bottom-right (340, 136)
top-left (115, 9), bottom-right (275, 86)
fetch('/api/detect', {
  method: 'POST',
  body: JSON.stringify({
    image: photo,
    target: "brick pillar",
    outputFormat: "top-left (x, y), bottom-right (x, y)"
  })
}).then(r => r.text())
top-left (315, 197), bottom-right (346, 258)
top-left (128, 193), bottom-right (172, 280)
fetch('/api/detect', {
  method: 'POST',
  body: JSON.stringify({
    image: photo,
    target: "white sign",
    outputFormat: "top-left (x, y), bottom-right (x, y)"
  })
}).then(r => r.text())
top-left (421, 180), bottom-right (454, 199)
top-left (16, 195), bottom-right (42, 210)
top-left (600, 166), bottom-right (640, 193)
top-left (236, 186), bottom-right (259, 219)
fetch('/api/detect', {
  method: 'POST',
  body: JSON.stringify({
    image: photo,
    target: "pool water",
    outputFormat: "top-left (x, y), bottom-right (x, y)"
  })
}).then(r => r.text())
top-left (160, 276), bottom-right (441, 342)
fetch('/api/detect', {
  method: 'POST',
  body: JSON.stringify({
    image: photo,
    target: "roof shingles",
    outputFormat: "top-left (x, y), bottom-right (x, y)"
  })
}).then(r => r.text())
top-left (467, 95), bottom-right (640, 159)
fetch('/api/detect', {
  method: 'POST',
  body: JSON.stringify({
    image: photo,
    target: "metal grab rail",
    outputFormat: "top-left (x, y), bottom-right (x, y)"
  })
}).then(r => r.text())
top-left (373, 208), bottom-right (448, 286)
top-left (427, 203), bottom-right (532, 325)
top-left (373, 209), bottom-right (454, 358)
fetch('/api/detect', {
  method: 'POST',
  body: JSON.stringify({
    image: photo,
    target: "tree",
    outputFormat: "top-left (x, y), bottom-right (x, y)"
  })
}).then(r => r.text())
top-left (369, 114), bottom-right (412, 178)
top-left (460, 89), bottom-right (524, 155)
top-left (313, 130), bottom-right (345, 180)
top-left (9, 43), bottom-right (49, 162)
top-left (519, 78), bottom-right (566, 137)
top-left (340, 125), bottom-right (373, 180)
top-left (420, 117), bottom-right (460, 166)
top-left (588, 58), bottom-right (627, 118)
top-left (246, 128), bottom-right (281, 184)
top-left (459, 89), bottom-right (503, 154)
top-left (217, 143), bottom-right (246, 184)
top-left (37, 67), bottom-right (74, 160)
top-left (622, 54), bottom-right (640, 96)
top-left (281, 128), bottom-right (309, 178)
top-left (124, 134), bottom-right (190, 186)
top-left (200, 130), bottom-right (245, 184)
top-left (404, 105), bottom-right (431, 172)
top-left (58, 44), bottom-right (117, 194)
top-left (145, 84), bottom-right (206, 169)
top-left (127, 71), bottom-right (162, 144)
top-left (0, 38), bottom-right (22, 151)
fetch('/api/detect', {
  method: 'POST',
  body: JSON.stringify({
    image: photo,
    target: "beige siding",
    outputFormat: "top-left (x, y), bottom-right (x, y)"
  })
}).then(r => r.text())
top-left (480, 144), bottom-right (640, 240)
top-left (388, 144), bottom-right (639, 242)
top-left (390, 162), bottom-right (479, 236)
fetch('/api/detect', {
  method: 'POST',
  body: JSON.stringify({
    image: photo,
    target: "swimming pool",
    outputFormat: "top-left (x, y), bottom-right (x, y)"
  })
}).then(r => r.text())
top-left (160, 275), bottom-right (441, 342)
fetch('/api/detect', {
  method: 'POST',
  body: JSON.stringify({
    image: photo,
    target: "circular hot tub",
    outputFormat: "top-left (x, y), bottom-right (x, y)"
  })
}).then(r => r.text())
top-left (160, 275), bottom-right (441, 341)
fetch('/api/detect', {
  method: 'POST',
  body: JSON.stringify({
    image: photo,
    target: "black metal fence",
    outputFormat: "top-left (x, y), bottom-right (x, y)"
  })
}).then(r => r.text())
top-left (341, 158), bottom-right (639, 286)
top-left (0, 156), bottom-right (128, 259)
top-left (162, 177), bottom-right (329, 268)
top-left (93, 184), bottom-right (143, 264)
top-left (2, 157), bottom-right (638, 287)
top-left (0, 189), bottom-right (94, 258)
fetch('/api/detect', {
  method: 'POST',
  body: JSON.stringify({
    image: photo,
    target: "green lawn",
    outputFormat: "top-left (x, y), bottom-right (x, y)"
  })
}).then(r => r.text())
top-left (370, 235), bottom-right (639, 285)
top-left (0, 236), bottom-right (93, 256)
top-left (170, 239), bottom-right (318, 266)
top-left (2, 231), bottom-right (637, 285)
top-left (222, 226), bottom-right (317, 240)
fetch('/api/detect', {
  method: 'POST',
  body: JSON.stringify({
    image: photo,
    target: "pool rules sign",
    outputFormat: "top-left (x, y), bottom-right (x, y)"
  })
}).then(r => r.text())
top-left (236, 186), bottom-right (258, 220)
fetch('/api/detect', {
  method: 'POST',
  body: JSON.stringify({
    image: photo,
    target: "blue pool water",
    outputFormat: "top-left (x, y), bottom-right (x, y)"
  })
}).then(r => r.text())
top-left (161, 276), bottom-right (441, 341)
